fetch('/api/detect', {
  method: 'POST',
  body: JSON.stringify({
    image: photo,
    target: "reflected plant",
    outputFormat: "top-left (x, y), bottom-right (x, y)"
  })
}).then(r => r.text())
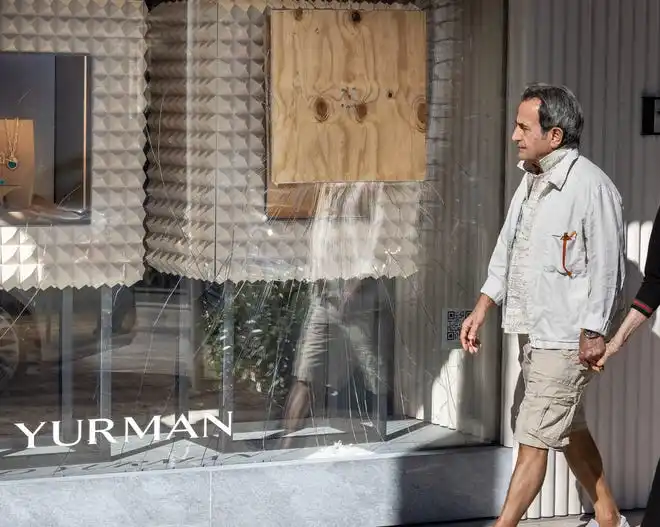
top-left (201, 280), bottom-right (312, 407)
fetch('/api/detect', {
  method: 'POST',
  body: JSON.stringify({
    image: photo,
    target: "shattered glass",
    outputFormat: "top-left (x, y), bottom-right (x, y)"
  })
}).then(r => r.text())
top-left (0, 0), bottom-right (502, 481)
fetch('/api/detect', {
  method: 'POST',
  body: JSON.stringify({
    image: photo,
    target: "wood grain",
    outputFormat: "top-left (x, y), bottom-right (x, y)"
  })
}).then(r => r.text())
top-left (266, 182), bottom-right (319, 219)
top-left (269, 8), bottom-right (427, 185)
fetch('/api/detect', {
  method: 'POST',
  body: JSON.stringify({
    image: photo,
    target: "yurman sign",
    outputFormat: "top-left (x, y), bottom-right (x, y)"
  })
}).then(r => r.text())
top-left (14, 412), bottom-right (233, 448)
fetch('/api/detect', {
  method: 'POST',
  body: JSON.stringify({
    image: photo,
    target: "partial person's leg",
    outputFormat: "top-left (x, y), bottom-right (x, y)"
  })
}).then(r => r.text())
top-left (338, 279), bottom-right (382, 395)
top-left (641, 457), bottom-right (660, 526)
top-left (496, 341), bottom-right (548, 527)
top-left (282, 294), bottom-right (330, 445)
top-left (564, 405), bottom-right (620, 527)
top-left (495, 445), bottom-right (549, 527)
top-left (497, 345), bottom-right (623, 526)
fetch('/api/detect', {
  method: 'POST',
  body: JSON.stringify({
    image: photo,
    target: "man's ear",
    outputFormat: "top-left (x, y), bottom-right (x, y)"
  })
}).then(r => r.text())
top-left (549, 127), bottom-right (564, 148)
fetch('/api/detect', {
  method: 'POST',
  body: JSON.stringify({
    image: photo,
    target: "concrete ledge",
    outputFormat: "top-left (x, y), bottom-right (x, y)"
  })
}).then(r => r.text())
top-left (0, 446), bottom-right (511, 527)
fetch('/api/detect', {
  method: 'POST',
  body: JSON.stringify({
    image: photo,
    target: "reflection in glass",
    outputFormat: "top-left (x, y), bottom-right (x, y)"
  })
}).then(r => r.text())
top-left (0, 52), bottom-right (91, 225)
top-left (0, 0), bottom-right (498, 483)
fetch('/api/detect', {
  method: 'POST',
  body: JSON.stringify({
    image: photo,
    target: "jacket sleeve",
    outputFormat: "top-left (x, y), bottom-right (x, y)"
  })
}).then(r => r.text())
top-left (578, 184), bottom-right (626, 335)
top-left (632, 204), bottom-right (660, 318)
top-left (480, 181), bottom-right (525, 305)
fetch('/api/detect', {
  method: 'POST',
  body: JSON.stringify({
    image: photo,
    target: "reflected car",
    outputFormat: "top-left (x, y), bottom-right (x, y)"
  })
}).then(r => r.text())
top-left (0, 285), bottom-right (138, 391)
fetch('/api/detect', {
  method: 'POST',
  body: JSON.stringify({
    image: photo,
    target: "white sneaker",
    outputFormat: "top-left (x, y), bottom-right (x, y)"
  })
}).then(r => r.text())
top-left (586, 515), bottom-right (630, 527)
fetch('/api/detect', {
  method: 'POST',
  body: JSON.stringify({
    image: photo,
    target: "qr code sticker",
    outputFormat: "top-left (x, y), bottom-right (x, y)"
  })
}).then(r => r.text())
top-left (442, 308), bottom-right (472, 348)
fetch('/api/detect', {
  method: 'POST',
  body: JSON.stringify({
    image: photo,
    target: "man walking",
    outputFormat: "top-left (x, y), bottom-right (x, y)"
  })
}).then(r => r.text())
top-left (460, 83), bottom-right (628, 527)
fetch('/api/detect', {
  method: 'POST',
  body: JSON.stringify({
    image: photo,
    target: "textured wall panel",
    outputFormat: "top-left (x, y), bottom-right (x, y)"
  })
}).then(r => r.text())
top-left (506, 0), bottom-right (660, 517)
top-left (145, 0), bottom-right (217, 280)
top-left (0, 0), bottom-right (147, 289)
top-left (144, 0), bottom-right (422, 283)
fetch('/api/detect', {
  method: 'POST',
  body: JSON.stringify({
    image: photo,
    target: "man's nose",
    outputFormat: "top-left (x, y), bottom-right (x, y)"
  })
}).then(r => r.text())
top-left (511, 129), bottom-right (521, 142)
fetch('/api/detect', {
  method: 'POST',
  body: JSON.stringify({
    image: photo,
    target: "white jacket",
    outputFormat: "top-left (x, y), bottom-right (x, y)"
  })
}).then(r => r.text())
top-left (481, 149), bottom-right (626, 349)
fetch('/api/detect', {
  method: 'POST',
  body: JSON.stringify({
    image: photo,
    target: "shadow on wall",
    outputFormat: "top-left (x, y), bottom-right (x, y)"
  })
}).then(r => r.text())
top-left (392, 0), bottom-right (509, 522)
top-left (577, 257), bottom-right (660, 518)
top-left (389, 289), bottom-right (506, 525)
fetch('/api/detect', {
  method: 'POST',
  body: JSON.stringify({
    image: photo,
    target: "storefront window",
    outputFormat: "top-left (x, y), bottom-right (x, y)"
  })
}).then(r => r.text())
top-left (0, 0), bottom-right (504, 480)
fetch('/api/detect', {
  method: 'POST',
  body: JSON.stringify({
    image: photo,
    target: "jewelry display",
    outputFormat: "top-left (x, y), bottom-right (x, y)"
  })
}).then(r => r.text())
top-left (0, 156), bottom-right (20, 204)
top-left (0, 118), bottom-right (34, 210)
top-left (0, 51), bottom-right (91, 228)
top-left (2, 118), bottom-right (20, 171)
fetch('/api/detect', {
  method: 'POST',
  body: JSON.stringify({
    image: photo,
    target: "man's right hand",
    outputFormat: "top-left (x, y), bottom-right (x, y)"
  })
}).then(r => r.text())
top-left (460, 295), bottom-right (495, 354)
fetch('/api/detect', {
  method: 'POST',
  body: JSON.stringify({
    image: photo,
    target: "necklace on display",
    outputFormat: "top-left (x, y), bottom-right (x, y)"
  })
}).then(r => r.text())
top-left (3, 118), bottom-right (19, 171)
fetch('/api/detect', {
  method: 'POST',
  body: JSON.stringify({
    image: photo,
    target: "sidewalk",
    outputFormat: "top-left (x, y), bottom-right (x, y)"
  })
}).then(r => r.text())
top-left (438, 510), bottom-right (644, 526)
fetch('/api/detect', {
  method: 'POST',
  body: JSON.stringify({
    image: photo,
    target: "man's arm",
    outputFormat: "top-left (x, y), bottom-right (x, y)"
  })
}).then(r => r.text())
top-left (461, 182), bottom-right (525, 353)
top-left (579, 184), bottom-right (625, 336)
top-left (480, 183), bottom-right (525, 305)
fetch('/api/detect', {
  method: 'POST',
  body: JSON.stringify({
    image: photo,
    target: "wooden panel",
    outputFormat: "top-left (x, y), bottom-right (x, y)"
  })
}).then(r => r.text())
top-left (269, 8), bottom-right (427, 184)
top-left (266, 182), bottom-right (318, 219)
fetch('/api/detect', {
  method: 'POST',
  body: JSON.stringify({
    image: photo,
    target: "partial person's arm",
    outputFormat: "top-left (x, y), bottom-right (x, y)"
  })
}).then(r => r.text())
top-left (578, 184), bottom-right (626, 336)
top-left (599, 204), bottom-right (660, 366)
top-left (480, 182), bottom-right (526, 305)
top-left (631, 204), bottom-right (660, 318)
top-left (461, 181), bottom-right (525, 353)
top-left (606, 309), bottom-right (649, 348)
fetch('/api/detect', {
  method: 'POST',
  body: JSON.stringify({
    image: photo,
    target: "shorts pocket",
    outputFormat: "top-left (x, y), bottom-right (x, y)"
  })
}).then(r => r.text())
top-left (522, 349), bottom-right (591, 448)
top-left (559, 348), bottom-right (594, 385)
top-left (533, 396), bottom-right (579, 448)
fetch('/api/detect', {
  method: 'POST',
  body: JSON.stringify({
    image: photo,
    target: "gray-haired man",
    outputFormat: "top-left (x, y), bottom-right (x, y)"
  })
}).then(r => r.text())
top-left (460, 84), bottom-right (629, 527)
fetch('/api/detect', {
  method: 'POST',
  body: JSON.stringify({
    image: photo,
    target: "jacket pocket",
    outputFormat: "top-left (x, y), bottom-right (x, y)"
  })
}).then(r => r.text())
top-left (544, 230), bottom-right (586, 276)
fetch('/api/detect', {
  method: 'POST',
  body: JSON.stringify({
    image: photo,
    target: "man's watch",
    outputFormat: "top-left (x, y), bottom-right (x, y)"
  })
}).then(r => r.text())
top-left (583, 329), bottom-right (602, 339)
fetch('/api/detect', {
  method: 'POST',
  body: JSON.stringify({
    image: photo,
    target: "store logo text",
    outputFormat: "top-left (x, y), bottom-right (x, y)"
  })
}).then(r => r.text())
top-left (14, 413), bottom-right (233, 449)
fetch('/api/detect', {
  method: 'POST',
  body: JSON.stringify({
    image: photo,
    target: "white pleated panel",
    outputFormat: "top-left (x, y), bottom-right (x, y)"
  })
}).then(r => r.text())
top-left (393, 0), bottom-right (505, 441)
top-left (145, 0), bottom-right (218, 281)
top-left (507, 0), bottom-right (660, 517)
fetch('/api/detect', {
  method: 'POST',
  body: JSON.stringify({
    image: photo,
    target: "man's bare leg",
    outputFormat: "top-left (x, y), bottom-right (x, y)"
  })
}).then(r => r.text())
top-left (564, 428), bottom-right (620, 527)
top-left (494, 444), bottom-right (548, 527)
top-left (281, 380), bottom-right (312, 449)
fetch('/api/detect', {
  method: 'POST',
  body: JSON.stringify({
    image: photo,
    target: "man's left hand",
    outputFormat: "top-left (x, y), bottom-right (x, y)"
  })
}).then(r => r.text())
top-left (579, 330), bottom-right (606, 371)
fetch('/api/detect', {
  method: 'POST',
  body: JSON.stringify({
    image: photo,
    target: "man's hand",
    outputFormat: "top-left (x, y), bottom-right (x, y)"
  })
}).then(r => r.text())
top-left (460, 310), bottom-right (485, 353)
top-left (460, 295), bottom-right (495, 354)
top-left (579, 330), bottom-right (606, 371)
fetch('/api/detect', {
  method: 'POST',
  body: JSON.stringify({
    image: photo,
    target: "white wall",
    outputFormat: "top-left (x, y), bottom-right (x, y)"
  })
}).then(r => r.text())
top-left (0, 0), bottom-right (147, 289)
top-left (507, 0), bottom-right (660, 516)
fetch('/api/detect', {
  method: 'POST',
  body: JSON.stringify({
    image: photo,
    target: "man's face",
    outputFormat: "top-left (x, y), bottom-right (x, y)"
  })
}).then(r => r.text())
top-left (511, 98), bottom-right (561, 162)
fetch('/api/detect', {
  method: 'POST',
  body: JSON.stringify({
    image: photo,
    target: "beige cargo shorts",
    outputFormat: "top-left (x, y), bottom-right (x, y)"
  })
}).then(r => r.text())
top-left (513, 338), bottom-right (595, 450)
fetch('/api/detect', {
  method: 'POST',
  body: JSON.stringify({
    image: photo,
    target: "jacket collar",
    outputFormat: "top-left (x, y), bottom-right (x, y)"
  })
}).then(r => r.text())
top-left (517, 148), bottom-right (579, 191)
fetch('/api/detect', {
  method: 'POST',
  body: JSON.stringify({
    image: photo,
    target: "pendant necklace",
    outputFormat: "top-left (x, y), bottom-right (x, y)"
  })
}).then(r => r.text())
top-left (4, 118), bottom-right (19, 171)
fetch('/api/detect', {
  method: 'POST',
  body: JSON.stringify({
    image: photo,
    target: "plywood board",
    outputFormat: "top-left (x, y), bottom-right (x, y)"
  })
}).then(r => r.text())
top-left (266, 182), bottom-right (318, 219)
top-left (269, 8), bottom-right (427, 185)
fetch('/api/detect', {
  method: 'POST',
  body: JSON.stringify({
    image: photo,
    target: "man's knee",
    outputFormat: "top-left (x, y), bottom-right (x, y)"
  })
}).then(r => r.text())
top-left (517, 443), bottom-right (549, 461)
